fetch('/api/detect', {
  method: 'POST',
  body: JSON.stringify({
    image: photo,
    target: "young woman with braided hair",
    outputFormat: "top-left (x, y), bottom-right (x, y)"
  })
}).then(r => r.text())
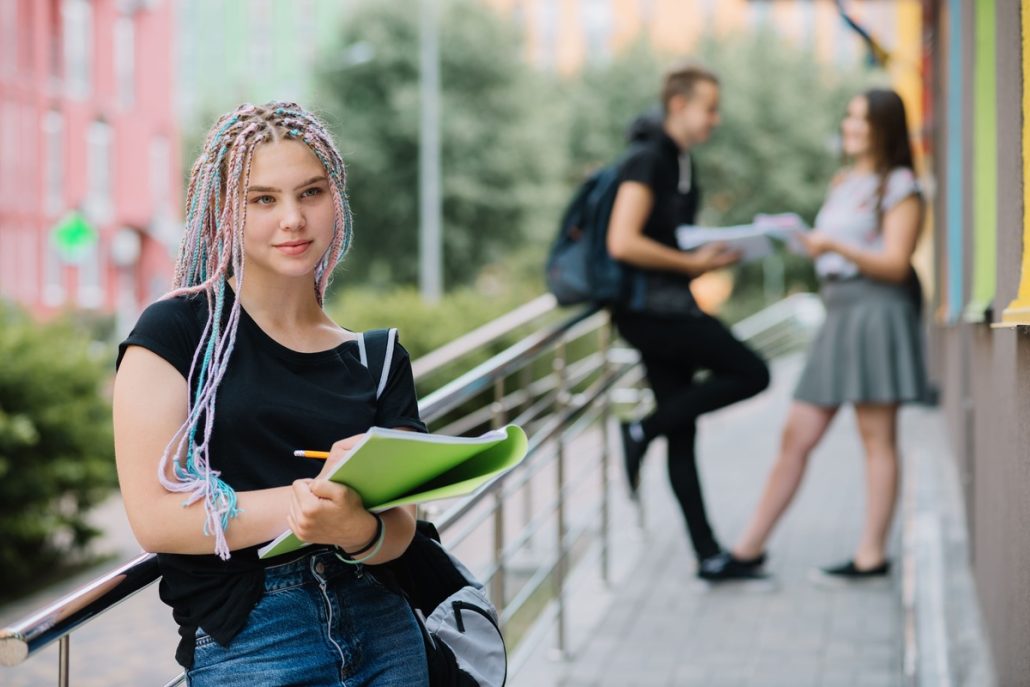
top-left (114, 102), bottom-right (430, 684)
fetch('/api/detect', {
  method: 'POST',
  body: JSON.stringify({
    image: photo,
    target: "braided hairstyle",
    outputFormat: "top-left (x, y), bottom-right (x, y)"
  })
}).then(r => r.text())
top-left (161, 102), bottom-right (353, 559)
top-left (861, 88), bottom-right (915, 226)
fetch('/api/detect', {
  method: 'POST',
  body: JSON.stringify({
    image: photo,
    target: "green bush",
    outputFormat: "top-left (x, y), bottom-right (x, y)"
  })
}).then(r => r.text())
top-left (0, 303), bottom-right (116, 599)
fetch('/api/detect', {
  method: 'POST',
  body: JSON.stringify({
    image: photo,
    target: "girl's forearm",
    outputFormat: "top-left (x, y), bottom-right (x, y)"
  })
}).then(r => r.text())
top-left (125, 486), bottom-right (293, 555)
top-left (829, 240), bottom-right (911, 283)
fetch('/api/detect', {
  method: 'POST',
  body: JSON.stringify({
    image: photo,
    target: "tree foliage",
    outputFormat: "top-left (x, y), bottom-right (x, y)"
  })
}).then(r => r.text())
top-left (316, 0), bottom-right (560, 290)
top-left (694, 30), bottom-right (862, 228)
top-left (0, 304), bottom-right (116, 598)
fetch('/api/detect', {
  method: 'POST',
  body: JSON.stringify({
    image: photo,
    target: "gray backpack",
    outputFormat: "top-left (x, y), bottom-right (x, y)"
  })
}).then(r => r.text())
top-left (361, 329), bottom-right (508, 687)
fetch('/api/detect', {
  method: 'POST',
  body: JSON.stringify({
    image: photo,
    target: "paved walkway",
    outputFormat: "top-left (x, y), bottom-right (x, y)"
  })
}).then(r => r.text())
top-left (512, 353), bottom-right (947, 687)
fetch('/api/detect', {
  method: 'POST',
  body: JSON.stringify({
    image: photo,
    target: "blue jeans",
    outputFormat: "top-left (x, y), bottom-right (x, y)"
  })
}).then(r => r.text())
top-left (187, 549), bottom-right (429, 686)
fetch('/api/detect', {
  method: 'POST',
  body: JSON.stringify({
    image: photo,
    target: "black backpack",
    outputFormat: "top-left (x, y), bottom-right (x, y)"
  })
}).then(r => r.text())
top-left (360, 329), bottom-right (508, 687)
top-left (545, 163), bottom-right (636, 307)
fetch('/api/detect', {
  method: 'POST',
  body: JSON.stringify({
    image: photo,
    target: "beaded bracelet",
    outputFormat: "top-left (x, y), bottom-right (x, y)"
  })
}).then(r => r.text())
top-left (334, 514), bottom-right (386, 565)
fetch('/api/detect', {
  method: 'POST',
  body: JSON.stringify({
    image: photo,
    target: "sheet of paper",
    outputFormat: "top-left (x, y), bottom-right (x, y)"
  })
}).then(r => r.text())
top-left (753, 213), bottom-right (810, 255)
top-left (677, 214), bottom-right (813, 261)
top-left (676, 224), bottom-right (775, 263)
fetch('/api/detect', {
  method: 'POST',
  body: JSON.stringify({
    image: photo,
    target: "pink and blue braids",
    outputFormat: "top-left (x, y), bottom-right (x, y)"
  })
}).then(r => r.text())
top-left (160, 102), bottom-right (353, 559)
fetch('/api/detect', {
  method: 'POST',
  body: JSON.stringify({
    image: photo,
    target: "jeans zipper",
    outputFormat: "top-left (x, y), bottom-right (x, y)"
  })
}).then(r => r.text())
top-left (314, 568), bottom-right (347, 669)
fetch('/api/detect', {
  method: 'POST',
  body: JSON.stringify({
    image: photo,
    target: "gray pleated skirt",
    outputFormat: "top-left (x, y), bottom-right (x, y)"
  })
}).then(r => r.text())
top-left (794, 277), bottom-right (927, 407)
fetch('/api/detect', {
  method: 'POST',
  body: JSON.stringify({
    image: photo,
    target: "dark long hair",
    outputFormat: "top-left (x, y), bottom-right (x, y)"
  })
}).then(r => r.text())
top-left (861, 89), bottom-right (923, 307)
top-left (856, 89), bottom-right (917, 225)
top-left (863, 88), bottom-right (915, 174)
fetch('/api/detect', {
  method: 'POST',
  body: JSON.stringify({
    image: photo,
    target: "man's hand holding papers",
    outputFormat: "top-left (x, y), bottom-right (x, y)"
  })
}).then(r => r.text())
top-left (676, 213), bottom-right (811, 263)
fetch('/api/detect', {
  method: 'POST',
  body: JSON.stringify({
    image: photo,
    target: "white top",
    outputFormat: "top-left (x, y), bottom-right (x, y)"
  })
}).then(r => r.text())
top-left (813, 167), bottom-right (920, 279)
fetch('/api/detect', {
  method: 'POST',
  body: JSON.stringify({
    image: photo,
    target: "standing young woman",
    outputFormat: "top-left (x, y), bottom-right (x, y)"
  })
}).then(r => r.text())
top-left (114, 103), bottom-right (429, 684)
top-left (729, 89), bottom-right (926, 582)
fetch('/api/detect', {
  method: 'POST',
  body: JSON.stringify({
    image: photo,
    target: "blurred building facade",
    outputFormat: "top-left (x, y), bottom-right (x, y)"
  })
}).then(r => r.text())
top-left (486, 0), bottom-right (918, 74)
top-left (0, 0), bottom-right (179, 321)
top-left (926, 0), bottom-right (1030, 683)
top-left (175, 0), bottom-right (349, 126)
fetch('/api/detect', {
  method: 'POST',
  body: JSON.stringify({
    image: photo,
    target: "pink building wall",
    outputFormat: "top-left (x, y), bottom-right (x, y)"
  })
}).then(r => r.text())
top-left (0, 0), bottom-right (180, 321)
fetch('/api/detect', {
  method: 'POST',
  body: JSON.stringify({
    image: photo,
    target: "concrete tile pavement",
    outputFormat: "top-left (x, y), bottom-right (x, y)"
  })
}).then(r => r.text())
top-left (512, 353), bottom-right (916, 687)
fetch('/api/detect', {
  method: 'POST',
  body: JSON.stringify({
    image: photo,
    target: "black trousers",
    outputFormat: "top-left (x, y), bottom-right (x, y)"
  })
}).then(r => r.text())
top-left (613, 309), bottom-right (770, 560)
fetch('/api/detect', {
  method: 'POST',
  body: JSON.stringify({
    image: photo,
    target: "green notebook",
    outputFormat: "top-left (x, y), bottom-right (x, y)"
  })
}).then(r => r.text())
top-left (258, 424), bottom-right (528, 559)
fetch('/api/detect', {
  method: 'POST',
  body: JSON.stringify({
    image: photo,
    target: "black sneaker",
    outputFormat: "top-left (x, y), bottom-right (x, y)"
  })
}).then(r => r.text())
top-left (619, 422), bottom-right (647, 499)
top-left (697, 551), bottom-right (769, 582)
top-left (810, 559), bottom-right (890, 587)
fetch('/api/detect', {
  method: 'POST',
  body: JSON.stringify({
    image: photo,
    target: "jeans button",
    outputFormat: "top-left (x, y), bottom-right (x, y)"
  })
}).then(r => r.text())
top-left (314, 561), bottom-right (326, 575)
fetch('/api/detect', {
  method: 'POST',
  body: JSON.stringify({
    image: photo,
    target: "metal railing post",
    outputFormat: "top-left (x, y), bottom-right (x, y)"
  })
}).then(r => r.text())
top-left (599, 319), bottom-right (613, 586)
top-left (58, 636), bottom-right (69, 687)
top-left (519, 365), bottom-right (534, 552)
top-left (553, 340), bottom-right (569, 658)
top-left (490, 377), bottom-right (507, 618)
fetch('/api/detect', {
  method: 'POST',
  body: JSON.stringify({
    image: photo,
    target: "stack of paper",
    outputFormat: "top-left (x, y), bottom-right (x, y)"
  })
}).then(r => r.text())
top-left (676, 213), bottom-right (810, 263)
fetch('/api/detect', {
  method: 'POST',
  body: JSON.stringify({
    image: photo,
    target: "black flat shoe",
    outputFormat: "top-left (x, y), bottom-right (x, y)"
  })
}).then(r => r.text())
top-left (809, 559), bottom-right (890, 587)
top-left (697, 551), bottom-right (769, 582)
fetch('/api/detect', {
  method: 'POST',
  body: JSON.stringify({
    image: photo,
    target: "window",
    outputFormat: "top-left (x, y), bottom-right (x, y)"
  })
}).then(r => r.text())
top-left (582, 0), bottom-right (612, 64)
top-left (43, 110), bottom-right (64, 216)
top-left (76, 239), bottom-right (104, 309)
top-left (296, 0), bottom-right (317, 64)
top-left (149, 135), bottom-right (170, 210)
top-left (535, 1), bottom-right (558, 69)
top-left (114, 14), bottom-right (135, 107)
top-left (0, 224), bottom-right (13, 299)
top-left (62, 0), bottom-right (93, 98)
top-left (48, 0), bottom-right (62, 81)
top-left (19, 223), bottom-right (37, 303)
top-left (43, 232), bottom-right (65, 306)
top-left (1, 0), bottom-right (16, 80)
top-left (0, 103), bottom-right (13, 212)
top-left (85, 120), bottom-right (113, 223)
top-left (16, 0), bottom-right (31, 73)
top-left (18, 103), bottom-right (35, 213)
top-left (250, 0), bottom-right (273, 86)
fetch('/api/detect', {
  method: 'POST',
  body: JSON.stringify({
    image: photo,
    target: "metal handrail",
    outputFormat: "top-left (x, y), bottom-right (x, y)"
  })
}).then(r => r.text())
top-left (410, 294), bottom-right (558, 380)
top-left (0, 554), bottom-right (159, 669)
top-left (1, 291), bottom-right (823, 685)
top-left (0, 294), bottom-right (604, 682)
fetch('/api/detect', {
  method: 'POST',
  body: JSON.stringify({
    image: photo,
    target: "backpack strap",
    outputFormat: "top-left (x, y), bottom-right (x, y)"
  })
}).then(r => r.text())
top-left (358, 328), bottom-right (397, 400)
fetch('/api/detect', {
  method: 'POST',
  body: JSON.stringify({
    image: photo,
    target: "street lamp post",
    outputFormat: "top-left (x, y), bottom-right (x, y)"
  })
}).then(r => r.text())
top-left (419, 0), bottom-right (443, 302)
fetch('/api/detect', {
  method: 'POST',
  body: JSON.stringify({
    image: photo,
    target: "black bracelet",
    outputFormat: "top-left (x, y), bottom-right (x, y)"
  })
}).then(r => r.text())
top-left (340, 513), bottom-right (383, 558)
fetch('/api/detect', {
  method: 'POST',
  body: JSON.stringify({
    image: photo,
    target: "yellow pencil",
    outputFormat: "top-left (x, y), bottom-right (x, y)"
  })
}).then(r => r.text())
top-left (293, 450), bottom-right (330, 459)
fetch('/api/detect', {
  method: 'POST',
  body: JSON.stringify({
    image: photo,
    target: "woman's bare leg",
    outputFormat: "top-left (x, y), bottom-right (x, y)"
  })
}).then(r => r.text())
top-left (852, 402), bottom-right (900, 568)
top-left (733, 401), bottom-right (838, 559)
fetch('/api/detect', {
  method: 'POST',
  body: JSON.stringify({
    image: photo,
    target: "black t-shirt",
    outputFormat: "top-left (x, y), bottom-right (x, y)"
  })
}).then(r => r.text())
top-left (615, 131), bottom-right (704, 318)
top-left (617, 131), bottom-right (701, 250)
top-left (116, 288), bottom-right (425, 667)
